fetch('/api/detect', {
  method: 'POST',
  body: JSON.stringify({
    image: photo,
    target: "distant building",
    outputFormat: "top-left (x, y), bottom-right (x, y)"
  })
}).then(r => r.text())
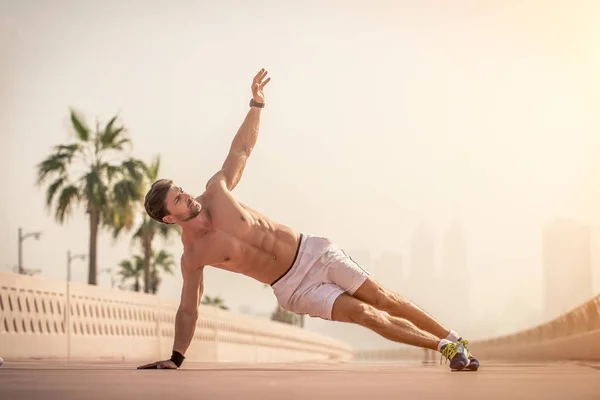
top-left (407, 224), bottom-right (438, 312)
top-left (542, 219), bottom-right (593, 320)
top-left (442, 220), bottom-right (470, 312)
top-left (374, 251), bottom-right (404, 292)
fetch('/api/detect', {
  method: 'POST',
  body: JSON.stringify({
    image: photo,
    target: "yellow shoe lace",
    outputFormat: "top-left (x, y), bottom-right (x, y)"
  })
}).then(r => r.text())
top-left (439, 342), bottom-right (458, 365)
top-left (459, 339), bottom-right (473, 358)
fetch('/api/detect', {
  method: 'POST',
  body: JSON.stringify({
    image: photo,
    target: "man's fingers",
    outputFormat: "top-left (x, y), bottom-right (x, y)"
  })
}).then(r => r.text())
top-left (137, 359), bottom-right (179, 370)
top-left (137, 361), bottom-right (160, 369)
top-left (260, 69), bottom-right (268, 82)
top-left (260, 77), bottom-right (271, 88)
top-left (253, 69), bottom-right (269, 86)
top-left (253, 68), bottom-right (265, 82)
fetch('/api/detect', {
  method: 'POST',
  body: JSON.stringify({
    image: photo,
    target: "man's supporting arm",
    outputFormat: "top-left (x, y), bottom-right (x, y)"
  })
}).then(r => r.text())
top-left (136, 262), bottom-right (204, 370)
top-left (172, 263), bottom-right (205, 361)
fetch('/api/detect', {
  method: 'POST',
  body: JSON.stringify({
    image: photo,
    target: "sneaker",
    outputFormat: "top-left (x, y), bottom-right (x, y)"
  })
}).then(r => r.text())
top-left (458, 338), bottom-right (479, 371)
top-left (439, 341), bottom-right (470, 371)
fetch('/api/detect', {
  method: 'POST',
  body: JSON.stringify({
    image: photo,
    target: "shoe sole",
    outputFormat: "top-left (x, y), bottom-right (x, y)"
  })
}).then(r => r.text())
top-left (450, 358), bottom-right (480, 372)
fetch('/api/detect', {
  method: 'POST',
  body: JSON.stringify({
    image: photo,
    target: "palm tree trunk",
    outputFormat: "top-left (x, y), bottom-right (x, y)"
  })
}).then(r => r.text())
top-left (142, 236), bottom-right (152, 293)
top-left (88, 208), bottom-right (100, 285)
top-left (134, 278), bottom-right (140, 292)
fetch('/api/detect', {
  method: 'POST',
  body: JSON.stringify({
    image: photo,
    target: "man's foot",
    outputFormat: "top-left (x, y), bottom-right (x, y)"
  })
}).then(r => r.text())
top-left (439, 342), bottom-right (470, 371)
top-left (458, 338), bottom-right (479, 371)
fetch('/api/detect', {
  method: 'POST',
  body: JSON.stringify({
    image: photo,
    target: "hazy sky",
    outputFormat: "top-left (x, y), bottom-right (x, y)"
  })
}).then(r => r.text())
top-left (1, 0), bottom-right (599, 348)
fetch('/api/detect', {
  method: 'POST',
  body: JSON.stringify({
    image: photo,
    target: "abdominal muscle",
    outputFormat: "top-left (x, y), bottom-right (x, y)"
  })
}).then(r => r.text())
top-left (185, 202), bottom-right (301, 285)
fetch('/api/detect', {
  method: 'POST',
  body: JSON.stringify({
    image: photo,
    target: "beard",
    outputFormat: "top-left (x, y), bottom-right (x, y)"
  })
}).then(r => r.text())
top-left (180, 200), bottom-right (201, 221)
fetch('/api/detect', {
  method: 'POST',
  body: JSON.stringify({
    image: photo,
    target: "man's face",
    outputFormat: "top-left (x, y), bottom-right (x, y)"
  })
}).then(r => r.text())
top-left (163, 185), bottom-right (201, 223)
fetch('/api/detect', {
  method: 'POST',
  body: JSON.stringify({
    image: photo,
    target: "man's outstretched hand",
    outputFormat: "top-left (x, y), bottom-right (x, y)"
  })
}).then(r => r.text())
top-left (137, 359), bottom-right (178, 370)
top-left (252, 68), bottom-right (271, 104)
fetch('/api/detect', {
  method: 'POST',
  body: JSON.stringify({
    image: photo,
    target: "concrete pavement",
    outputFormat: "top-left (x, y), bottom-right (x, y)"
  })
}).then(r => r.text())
top-left (1, 360), bottom-right (599, 400)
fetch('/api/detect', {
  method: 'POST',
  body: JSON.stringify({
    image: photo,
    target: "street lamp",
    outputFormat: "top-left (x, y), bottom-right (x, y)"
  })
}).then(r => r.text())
top-left (18, 227), bottom-right (43, 274)
top-left (66, 250), bottom-right (86, 363)
top-left (67, 251), bottom-right (86, 282)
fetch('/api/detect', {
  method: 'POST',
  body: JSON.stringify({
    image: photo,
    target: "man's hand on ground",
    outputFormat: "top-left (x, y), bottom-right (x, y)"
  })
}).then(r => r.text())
top-left (252, 68), bottom-right (270, 104)
top-left (137, 360), bottom-right (178, 369)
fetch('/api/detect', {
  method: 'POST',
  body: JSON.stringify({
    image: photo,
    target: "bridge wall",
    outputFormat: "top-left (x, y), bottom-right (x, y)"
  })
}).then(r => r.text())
top-left (0, 272), bottom-right (353, 363)
top-left (355, 295), bottom-right (600, 362)
top-left (471, 295), bottom-right (600, 361)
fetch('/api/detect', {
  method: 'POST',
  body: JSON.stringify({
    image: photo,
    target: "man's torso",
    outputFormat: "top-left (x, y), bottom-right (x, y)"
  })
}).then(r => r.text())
top-left (181, 181), bottom-right (300, 284)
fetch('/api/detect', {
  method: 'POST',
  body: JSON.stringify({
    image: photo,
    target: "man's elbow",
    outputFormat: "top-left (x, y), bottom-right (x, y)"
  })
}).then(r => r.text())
top-left (178, 306), bottom-right (199, 320)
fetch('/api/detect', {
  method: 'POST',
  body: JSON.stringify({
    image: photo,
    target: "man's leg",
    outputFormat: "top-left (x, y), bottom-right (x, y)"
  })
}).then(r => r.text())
top-left (332, 292), bottom-right (440, 350)
top-left (330, 292), bottom-right (470, 370)
top-left (350, 277), bottom-right (479, 369)
top-left (351, 277), bottom-right (453, 339)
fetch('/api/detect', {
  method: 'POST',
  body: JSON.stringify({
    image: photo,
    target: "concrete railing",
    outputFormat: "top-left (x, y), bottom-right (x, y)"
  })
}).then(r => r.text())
top-left (470, 294), bottom-right (600, 361)
top-left (356, 294), bottom-right (600, 362)
top-left (0, 272), bottom-right (353, 363)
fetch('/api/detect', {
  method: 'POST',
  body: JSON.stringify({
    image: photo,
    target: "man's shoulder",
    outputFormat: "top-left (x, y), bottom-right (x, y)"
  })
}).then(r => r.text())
top-left (181, 237), bottom-right (213, 267)
top-left (204, 172), bottom-right (233, 196)
top-left (180, 250), bottom-right (206, 279)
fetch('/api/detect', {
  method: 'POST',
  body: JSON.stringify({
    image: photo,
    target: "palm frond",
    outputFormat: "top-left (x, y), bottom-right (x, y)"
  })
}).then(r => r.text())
top-left (100, 115), bottom-right (130, 150)
top-left (70, 109), bottom-right (91, 142)
top-left (118, 256), bottom-right (144, 279)
top-left (118, 260), bottom-right (134, 279)
top-left (112, 179), bottom-right (141, 208)
top-left (82, 169), bottom-right (108, 207)
top-left (97, 162), bottom-right (121, 184)
top-left (36, 153), bottom-right (69, 185)
top-left (153, 250), bottom-right (175, 275)
top-left (146, 155), bottom-right (161, 182)
top-left (121, 158), bottom-right (146, 182)
top-left (54, 185), bottom-right (80, 223)
top-left (45, 176), bottom-right (68, 208)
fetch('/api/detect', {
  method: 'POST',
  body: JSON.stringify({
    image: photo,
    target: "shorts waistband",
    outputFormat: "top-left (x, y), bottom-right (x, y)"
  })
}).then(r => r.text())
top-left (270, 233), bottom-right (304, 287)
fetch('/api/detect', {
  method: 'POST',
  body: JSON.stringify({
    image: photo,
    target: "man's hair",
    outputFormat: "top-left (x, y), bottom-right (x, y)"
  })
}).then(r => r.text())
top-left (144, 179), bottom-right (173, 223)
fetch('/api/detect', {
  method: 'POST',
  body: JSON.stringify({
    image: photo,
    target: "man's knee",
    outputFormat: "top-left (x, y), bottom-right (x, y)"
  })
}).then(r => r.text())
top-left (370, 287), bottom-right (401, 313)
top-left (353, 278), bottom-right (401, 313)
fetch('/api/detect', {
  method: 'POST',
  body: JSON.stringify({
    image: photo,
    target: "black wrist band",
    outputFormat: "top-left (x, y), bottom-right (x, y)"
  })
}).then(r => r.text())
top-left (249, 99), bottom-right (265, 108)
top-left (170, 350), bottom-right (185, 367)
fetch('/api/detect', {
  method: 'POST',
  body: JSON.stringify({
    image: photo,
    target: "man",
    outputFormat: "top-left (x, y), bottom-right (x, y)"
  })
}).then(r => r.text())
top-left (137, 69), bottom-right (479, 371)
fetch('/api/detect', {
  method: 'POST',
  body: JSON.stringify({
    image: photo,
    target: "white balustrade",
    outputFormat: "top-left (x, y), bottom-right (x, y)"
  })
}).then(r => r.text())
top-left (0, 272), bottom-right (353, 363)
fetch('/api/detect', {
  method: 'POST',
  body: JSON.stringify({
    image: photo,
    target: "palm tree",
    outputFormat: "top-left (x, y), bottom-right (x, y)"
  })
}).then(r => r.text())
top-left (149, 249), bottom-right (175, 294)
top-left (201, 295), bottom-right (229, 310)
top-left (118, 250), bottom-right (175, 293)
top-left (131, 155), bottom-right (179, 293)
top-left (117, 255), bottom-right (144, 292)
top-left (36, 110), bottom-right (146, 285)
top-left (270, 304), bottom-right (304, 327)
top-left (263, 283), bottom-right (304, 328)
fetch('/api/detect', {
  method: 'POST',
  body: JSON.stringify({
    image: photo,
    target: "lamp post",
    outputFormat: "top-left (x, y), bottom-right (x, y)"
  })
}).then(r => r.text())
top-left (18, 227), bottom-right (43, 274)
top-left (67, 251), bottom-right (86, 283)
top-left (66, 250), bottom-right (86, 362)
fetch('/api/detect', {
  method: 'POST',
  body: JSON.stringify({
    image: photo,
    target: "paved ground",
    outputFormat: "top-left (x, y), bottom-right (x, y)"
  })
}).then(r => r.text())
top-left (1, 359), bottom-right (599, 400)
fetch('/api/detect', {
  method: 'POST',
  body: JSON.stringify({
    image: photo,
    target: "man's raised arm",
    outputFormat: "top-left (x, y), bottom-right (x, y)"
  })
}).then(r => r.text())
top-left (137, 261), bottom-right (204, 370)
top-left (207, 68), bottom-right (271, 191)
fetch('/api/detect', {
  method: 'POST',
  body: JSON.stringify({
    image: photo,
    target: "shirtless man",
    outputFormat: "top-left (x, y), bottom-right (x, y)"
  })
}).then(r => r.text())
top-left (137, 69), bottom-right (480, 371)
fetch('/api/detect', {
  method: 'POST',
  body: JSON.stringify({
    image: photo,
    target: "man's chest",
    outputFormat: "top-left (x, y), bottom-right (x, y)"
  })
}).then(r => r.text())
top-left (188, 230), bottom-right (251, 268)
top-left (203, 190), bottom-right (255, 231)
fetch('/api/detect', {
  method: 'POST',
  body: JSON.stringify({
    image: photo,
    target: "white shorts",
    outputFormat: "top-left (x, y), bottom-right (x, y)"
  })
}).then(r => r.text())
top-left (271, 234), bottom-right (370, 320)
